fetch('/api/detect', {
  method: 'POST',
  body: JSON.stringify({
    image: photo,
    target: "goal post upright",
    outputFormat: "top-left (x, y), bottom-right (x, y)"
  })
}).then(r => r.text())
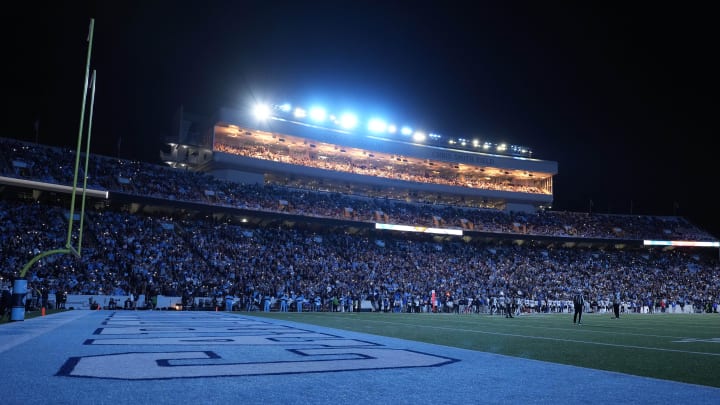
top-left (72, 69), bottom-right (97, 256)
top-left (66, 18), bottom-right (95, 257)
top-left (11, 19), bottom-right (96, 321)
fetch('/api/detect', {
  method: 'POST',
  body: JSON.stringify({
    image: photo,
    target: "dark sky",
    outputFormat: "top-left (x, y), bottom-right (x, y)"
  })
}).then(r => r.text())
top-left (5, 1), bottom-right (719, 237)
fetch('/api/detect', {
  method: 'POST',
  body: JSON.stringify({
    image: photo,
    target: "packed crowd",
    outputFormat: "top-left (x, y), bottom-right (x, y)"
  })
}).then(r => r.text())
top-left (1, 137), bottom-right (715, 242)
top-left (1, 196), bottom-right (718, 315)
top-left (1, 137), bottom-right (718, 316)
top-left (215, 141), bottom-right (548, 194)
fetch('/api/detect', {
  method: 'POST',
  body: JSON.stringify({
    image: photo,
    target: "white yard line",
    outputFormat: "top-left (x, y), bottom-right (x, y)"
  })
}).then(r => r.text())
top-left (360, 318), bottom-right (720, 357)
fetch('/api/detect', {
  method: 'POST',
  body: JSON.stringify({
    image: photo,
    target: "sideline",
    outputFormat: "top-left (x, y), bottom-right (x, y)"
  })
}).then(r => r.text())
top-left (0, 310), bottom-right (91, 353)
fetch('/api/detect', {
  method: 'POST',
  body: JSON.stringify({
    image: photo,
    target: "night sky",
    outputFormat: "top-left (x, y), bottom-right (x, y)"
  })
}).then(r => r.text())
top-left (4, 1), bottom-right (719, 237)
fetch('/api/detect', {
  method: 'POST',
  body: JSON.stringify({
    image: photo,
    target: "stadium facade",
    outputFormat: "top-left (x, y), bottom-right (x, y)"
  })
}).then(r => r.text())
top-left (161, 106), bottom-right (558, 214)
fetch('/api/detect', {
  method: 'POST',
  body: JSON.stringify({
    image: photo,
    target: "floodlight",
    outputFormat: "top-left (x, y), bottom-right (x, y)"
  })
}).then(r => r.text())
top-left (294, 107), bottom-right (307, 118)
top-left (339, 113), bottom-right (359, 129)
top-left (387, 124), bottom-right (397, 134)
top-left (367, 118), bottom-right (387, 133)
top-left (400, 126), bottom-right (413, 136)
top-left (412, 131), bottom-right (426, 142)
top-left (279, 103), bottom-right (292, 112)
top-left (309, 107), bottom-right (327, 122)
top-left (253, 104), bottom-right (271, 120)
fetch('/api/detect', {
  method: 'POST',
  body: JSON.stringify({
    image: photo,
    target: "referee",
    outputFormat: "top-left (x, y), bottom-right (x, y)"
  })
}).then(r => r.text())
top-left (612, 290), bottom-right (621, 318)
top-left (573, 289), bottom-right (584, 325)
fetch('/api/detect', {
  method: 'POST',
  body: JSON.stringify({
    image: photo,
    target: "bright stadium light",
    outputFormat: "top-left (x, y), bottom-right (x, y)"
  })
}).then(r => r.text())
top-left (309, 106), bottom-right (327, 122)
top-left (253, 104), bottom-right (271, 120)
top-left (249, 98), bottom-right (539, 158)
top-left (338, 112), bottom-right (359, 129)
top-left (294, 107), bottom-right (307, 118)
top-left (367, 118), bottom-right (387, 133)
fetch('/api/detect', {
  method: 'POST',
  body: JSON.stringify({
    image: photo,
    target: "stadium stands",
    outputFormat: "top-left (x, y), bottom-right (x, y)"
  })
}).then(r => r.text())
top-left (1, 137), bottom-right (718, 315)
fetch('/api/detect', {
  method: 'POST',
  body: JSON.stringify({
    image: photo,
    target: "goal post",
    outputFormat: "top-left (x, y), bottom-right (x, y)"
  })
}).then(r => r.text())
top-left (11, 19), bottom-right (96, 321)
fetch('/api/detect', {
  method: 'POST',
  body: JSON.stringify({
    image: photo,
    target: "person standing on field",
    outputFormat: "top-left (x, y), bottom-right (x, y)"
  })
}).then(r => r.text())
top-left (573, 289), bottom-right (584, 324)
top-left (612, 290), bottom-right (621, 319)
top-left (500, 291), bottom-right (513, 318)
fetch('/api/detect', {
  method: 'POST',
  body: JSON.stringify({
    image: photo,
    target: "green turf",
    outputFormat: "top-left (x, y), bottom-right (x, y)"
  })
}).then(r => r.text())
top-left (245, 311), bottom-right (720, 388)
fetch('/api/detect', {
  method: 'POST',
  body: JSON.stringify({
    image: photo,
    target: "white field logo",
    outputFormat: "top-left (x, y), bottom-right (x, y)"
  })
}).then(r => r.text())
top-left (57, 313), bottom-right (457, 380)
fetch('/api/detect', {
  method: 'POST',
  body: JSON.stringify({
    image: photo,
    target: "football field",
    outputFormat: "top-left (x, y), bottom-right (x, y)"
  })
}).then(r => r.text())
top-left (2, 309), bottom-right (719, 404)
top-left (248, 310), bottom-right (720, 388)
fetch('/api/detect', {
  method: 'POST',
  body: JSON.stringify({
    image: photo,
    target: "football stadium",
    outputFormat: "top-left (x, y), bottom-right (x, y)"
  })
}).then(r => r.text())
top-left (1, 96), bottom-right (720, 404)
